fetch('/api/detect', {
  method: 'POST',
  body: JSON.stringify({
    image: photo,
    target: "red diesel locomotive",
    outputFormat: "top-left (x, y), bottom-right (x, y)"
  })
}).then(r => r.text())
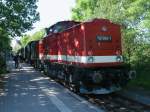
top-left (21, 19), bottom-right (131, 94)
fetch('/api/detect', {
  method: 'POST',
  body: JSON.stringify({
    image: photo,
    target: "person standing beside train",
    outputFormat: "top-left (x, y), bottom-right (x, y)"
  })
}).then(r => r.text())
top-left (13, 54), bottom-right (19, 68)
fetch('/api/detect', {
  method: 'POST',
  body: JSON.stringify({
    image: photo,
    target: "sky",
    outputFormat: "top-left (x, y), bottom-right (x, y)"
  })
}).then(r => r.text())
top-left (12, 0), bottom-right (76, 48)
top-left (28, 0), bottom-right (76, 34)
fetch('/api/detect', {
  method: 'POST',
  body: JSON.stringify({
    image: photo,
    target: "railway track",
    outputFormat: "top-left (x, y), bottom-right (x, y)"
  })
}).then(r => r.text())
top-left (39, 69), bottom-right (150, 112)
top-left (81, 94), bottom-right (150, 112)
top-left (53, 78), bottom-right (150, 112)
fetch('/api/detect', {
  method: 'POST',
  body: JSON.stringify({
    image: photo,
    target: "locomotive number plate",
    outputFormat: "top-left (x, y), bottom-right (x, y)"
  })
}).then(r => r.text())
top-left (96, 35), bottom-right (112, 42)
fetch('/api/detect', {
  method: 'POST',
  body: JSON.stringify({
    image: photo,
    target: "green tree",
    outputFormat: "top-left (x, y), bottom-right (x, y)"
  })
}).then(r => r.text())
top-left (30, 29), bottom-right (46, 41)
top-left (0, 28), bottom-right (11, 74)
top-left (0, 0), bottom-right (39, 50)
top-left (20, 29), bottom-right (46, 48)
top-left (0, 28), bottom-right (11, 52)
top-left (72, 0), bottom-right (99, 21)
top-left (20, 35), bottom-right (31, 47)
top-left (72, 0), bottom-right (150, 88)
top-left (0, 0), bottom-right (39, 36)
top-left (0, 0), bottom-right (39, 74)
top-left (72, 0), bottom-right (150, 64)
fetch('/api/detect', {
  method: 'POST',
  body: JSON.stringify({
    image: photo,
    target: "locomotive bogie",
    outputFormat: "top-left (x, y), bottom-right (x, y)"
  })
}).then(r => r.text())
top-left (41, 62), bottom-right (129, 94)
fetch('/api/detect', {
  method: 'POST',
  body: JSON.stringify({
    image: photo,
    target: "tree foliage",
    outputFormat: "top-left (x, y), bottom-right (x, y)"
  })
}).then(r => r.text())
top-left (0, 0), bottom-right (39, 56)
top-left (72, 0), bottom-right (150, 64)
top-left (20, 29), bottom-right (45, 48)
top-left (0, 0), bottom-right (39, 74)
top-left (0, 28), bottom-right (11, 52)
top-left (72, 0), bottom-right (150, 88)
top-left (20, 35), bottom-right (31, 47)
top-left (0, 0), bottom-right (39, 49)
top-left (0, 0), bottom-right (39, 36)
top-left (0, 28), bottom-right (11, 74)
top-left (30, 29), bottom-right (45, 41)
top-left (72, 0), bottom-right (99, 21)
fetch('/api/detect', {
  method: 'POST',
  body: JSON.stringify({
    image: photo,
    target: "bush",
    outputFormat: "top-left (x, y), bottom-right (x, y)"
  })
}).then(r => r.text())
top-left (128, 65), bottom-right (150, 90)
top-left (0, 56), bottom-right (7, 74)
top-left (125, 44), bottom-right (150, 90)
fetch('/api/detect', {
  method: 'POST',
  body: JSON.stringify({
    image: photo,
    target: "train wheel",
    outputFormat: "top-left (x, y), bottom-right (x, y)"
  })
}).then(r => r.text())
top-left (43, 64), bottom-right (48, 75)
top-left (68, 74), bottom-right (74, 91)
top-left (64, 73), bottom-right (69, 86)
top-left (68, 74), bottom-right (80, 93)
top-left (47, 65), bottom-right (52, 77)
top-left (69, 74), bottom-right (73, 86)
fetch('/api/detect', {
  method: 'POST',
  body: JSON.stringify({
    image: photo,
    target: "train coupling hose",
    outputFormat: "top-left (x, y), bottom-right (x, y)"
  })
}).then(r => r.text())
top-left (128, 70), bottom-right (136, 80)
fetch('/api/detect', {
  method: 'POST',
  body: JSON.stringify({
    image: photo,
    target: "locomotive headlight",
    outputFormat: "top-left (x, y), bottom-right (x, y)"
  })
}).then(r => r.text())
top-left (87, 56), bottom-right (94, 63)
top-left (116, 56), bottom-right (122, 62)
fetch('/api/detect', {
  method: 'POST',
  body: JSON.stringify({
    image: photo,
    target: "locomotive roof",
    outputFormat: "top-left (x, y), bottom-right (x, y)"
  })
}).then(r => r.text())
top-left (45, 18), bottom-right (120, 37)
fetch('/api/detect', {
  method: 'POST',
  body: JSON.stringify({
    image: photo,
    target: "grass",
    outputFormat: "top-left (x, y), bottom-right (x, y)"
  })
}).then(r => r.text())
top-left (127, 68), bottom-right (150, 90)
top-left (0, 68), bottom-right (7, 74)
top-left (0, 74), bottom-right (5, 94)
top-left (0, 64), bottom-right (7, 93)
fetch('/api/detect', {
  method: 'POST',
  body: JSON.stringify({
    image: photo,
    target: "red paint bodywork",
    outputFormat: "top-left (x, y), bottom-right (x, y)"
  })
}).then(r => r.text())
top-left (40, 19), bottom-right (122, 68)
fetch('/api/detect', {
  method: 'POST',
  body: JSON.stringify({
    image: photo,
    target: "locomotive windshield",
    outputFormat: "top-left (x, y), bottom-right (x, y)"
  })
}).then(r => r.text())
top-left (53, 25), bottom-right (65, 33)
top-left (45, 21), bottom-right (80, 35)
